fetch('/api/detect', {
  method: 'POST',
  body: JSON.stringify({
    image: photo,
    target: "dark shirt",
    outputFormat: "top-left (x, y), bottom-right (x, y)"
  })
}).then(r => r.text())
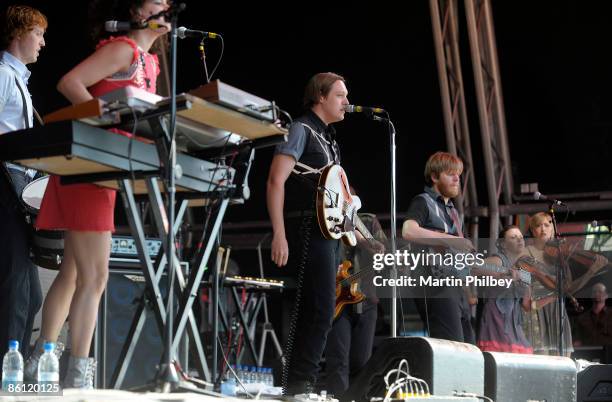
top-left (404, 186), bottom-right (467, 291)
top-left (274, 110), bottom-right (340, 213)
top-left (575, 306), bottom-right (612, 345)
top-left (405, 186), bottom-right (459, 235)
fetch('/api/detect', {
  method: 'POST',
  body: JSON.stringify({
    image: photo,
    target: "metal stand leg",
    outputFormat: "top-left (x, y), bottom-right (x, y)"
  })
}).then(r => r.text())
top-left (256, 235), bottom-right (284, 365)
top-left (173, 198), bottom-right (230, 355)
top-left (109, 178), bottom-right (215, 389)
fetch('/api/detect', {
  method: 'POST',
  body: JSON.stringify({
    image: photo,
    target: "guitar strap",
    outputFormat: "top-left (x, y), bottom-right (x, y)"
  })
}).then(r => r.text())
top-left (291, 123), bottom-right (338, 177)
top-left (287, 123), bottom-right (343, 200)
top-left (420, 192), bottom-right (462, 236)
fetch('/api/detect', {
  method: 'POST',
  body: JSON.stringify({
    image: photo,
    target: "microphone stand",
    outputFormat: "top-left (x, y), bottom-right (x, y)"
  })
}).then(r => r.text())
top-left (548, 202), bottom-right (568, 356)
top-left (372, 113), bottom-right (398, 337)
top-left (156, 2), bottom-right (185, 391)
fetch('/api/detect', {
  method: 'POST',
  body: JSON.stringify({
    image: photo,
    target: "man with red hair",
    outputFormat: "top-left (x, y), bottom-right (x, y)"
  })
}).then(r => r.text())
top-left (402, 151), bottom-right (476, 343)
top-left (0, 4), bottom-right (47, 361)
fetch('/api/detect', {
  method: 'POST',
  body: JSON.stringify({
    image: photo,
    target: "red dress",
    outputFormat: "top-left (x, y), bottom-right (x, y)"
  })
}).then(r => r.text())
top-left (36, 36), bottom-right (160, 231)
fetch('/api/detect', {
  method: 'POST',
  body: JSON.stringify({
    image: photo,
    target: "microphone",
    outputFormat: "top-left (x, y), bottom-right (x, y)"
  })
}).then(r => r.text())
top-left (177, 26), bottom-right (219, 39)
top-left (533, 191), bottom-right (565, 206)
top-left (344, 105), bottom-right (386, 114)
top-left (105, 20), bottom-right (161, 32)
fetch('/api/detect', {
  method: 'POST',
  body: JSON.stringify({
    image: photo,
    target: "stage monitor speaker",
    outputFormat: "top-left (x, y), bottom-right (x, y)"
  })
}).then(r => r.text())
top-left (343, 337), bottom-right (484, 402)
top-left (373, 398), bottom-right (478, 402)
top-left (577, 364), bottom-right (612, 402)
top-left (99, 268), bottom-right (169, 389)
top-left (483, 352), bottom-right (577, 402)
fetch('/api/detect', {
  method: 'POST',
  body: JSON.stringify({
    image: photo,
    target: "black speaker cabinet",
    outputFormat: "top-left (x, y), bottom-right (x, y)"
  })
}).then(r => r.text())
top-left (577, 364), bottom-right (612, 402)
top-left (483, 352), bottom-right (577, 402)
top-left (343, 337), bottom-right (484, 402)
top-left (97, 268), bottom-right (169, 389)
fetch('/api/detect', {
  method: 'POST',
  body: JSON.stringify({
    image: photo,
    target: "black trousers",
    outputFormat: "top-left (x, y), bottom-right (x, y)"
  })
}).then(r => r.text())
top-left (414, 287), bottom-right (475, 344)
top-left (324, 303), bottom-right (377, 397)
top-left (284, 216), bottom-right (341, 388)
top-left (0, 169), bottom-right (42, 360)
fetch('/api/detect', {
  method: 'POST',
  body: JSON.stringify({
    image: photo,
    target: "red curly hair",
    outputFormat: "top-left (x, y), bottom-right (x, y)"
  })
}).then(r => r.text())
top-left (0, 5), bottom-right (47, 50)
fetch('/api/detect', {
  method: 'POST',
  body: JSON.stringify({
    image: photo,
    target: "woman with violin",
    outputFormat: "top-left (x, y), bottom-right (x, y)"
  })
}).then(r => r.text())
top-left (521, 212), bottom-right (608, 356)
top-left (477, 225), bottom-right (533, 354)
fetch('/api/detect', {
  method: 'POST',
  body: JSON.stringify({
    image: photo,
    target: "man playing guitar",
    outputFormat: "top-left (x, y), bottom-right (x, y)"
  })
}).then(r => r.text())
top-left (324, 184), bottom-right (386, 397)
top-left (267, 72), bottom-right (349, 395)
top-left (401, 152), bottom-right (476, 343)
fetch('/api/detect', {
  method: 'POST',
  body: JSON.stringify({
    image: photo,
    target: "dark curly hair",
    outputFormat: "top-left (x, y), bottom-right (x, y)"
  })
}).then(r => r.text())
top-left (88, 0), bottom-right (147, 45)
top-left (496, 224), bottom-right (523, 252)
top-left (88, 0), bottom-right (170, 54)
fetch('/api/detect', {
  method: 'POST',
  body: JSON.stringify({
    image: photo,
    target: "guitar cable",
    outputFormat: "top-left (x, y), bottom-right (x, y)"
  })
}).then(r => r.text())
top-left (281, 210), bottom-right (313, 395)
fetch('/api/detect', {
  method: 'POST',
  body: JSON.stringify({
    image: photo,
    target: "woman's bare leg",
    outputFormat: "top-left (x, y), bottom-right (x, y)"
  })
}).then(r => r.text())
top-left (66, 230), bottom-right (111, 357)
top-left (39, 235), bottom-right (77, 342)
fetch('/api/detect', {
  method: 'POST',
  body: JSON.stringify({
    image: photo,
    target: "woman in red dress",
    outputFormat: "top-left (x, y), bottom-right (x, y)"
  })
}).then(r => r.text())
top-left (24, 0), bottom-right (169, 388)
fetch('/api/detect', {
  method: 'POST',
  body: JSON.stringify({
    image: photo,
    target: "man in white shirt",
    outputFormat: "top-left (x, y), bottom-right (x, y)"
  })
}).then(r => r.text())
top-left (0, 4), bottom-right (47, 362)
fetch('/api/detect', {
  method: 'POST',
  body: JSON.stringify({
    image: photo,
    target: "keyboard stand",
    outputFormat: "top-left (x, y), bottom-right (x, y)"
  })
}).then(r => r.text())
top-left (107, 177), bottom-right (228, 388)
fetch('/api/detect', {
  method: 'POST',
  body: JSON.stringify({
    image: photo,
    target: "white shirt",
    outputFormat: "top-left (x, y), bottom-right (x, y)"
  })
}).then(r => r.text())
top-left (0, 51), bottom-right (34, 134)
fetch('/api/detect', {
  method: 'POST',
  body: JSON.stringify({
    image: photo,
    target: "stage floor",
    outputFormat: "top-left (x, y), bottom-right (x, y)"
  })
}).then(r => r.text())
top-left (0, 388), bottom-right (270, 402)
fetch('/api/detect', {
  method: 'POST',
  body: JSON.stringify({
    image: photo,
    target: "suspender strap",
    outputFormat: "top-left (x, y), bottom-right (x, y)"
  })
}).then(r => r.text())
top-left (13, 76), bottom-right (30, 129)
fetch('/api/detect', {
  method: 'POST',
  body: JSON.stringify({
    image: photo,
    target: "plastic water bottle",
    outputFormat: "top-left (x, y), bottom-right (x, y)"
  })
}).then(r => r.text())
top-left (2, 340), bottom-right (23, 392)
top-left (249, 366), bottom-right (258, 384)
top-left (220, 365), bottom-right (237, 396)
top-left (242, 365), bottom-right (250, 384)
top-left (266, 367), bottom-right (274, 386)
top-left (257, 367), bottom-right (265, 385)
top-left (37, 342), bottom-right (59, 387)
top-left (245, 365), bottom-right (252, 384)
top-left (236, 364), bottom-right (246, 384)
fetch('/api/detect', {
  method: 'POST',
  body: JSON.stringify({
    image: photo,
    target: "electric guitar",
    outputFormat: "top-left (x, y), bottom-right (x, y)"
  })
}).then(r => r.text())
top-left (316, 164), bottom-right (364, 246)
top-left (315, 164), bottom-right (387, 317)
top-left (334, 260), bottom-right (365, 319)
top-left (332, 214), bottom-right (383, 319)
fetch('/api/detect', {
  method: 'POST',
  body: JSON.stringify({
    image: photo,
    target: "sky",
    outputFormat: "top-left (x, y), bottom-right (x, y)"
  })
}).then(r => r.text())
top-left (6, 0), bottom-right (612, 231)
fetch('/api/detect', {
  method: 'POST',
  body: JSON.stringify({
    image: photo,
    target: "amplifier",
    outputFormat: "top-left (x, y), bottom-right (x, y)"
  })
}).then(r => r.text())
top-left (96, 267), bottom-right (183, 389)
top-left (382, 398), bottom-right (478, 402)
top-left (344, 337), bottom-right (484, 402)
top-left (483, 352), bottom-right (577, 402)
top-left (111, 235), bottom-right (161, 258)
top-left (577, 364), bottom-right (612, 402)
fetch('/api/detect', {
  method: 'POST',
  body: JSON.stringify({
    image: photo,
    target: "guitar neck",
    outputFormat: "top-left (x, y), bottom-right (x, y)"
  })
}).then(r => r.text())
top-left (355, 215), bottom-right (375, 241)
top-left (337, 216), bottom-right (379, 287)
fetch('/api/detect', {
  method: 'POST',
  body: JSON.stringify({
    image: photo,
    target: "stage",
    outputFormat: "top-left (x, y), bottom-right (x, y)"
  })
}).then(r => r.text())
top-left (0, 388), bottom-right (265, 402)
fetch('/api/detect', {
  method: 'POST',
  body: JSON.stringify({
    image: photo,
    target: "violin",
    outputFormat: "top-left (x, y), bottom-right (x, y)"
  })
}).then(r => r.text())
top-left (515, 256), bottom-right (557, 291)
top-left (515, 255), bottom-right (584, 311)
top-left (544, 240), bottom-right (609, 270)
